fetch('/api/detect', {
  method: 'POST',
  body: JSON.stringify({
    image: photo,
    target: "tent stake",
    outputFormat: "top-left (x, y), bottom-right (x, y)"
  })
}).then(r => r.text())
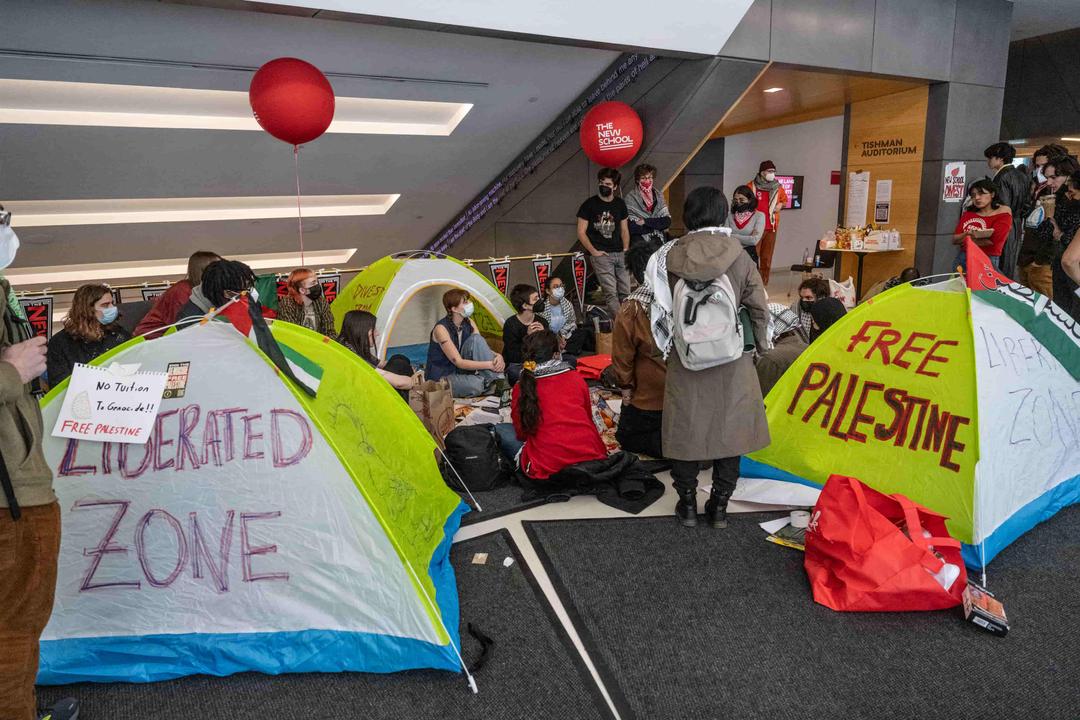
top-left (438, 447), bottom-right (483, 512)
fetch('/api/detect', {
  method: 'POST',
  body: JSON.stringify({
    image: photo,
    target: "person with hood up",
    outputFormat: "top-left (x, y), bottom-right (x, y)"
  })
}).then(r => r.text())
top-left (755, 303), bottom-right (808, 396)
top-left (649, 186), bottom-right (770, 529)
top-left (808, 296), bottom-right (847, 342)
top-left (748, 160), bottom-right (788, 285)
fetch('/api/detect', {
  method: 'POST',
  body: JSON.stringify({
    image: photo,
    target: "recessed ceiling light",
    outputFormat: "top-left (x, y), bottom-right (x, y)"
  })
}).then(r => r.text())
top-left (0, 79), bottom-right (472, 136)
top-left (1061, 137), bottom-right (1080, 142)
top-left (4, 194), bottom-right (399, 228)
top-left (763, 87), bottom-right (784, 93)
top-left (9, 249), bottom-right (358, 287)
top-left (1007, 139), bottom-right (1027, 144)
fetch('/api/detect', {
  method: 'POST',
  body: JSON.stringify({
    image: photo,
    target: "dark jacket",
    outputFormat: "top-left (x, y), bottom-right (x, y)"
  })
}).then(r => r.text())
top-left (0, 278), bottom-right (55, 509)
top-left (275, 295), bottom-right (335, 336)
top-left (755, 331), bottom-right (808, 397)
top-left (176, 284), bottom-right (213, 325)
top-left (517, 451), bottom-right (664, 514)
top-left (46, 324), bottom-right (131, 386)
top-left (992, 164), bottom-right (1033, 276)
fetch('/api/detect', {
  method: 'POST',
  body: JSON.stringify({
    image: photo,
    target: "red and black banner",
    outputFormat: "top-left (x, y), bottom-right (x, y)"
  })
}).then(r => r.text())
top-left (488, 260), bottom-right (510, 295)
top-left (318, 274), bottom-right (340, 304)
top-left (18, 296), bottom-right (53, 339)
top-left (572, 253), bottom-right (588, 310)
top-left (141, 286), bottom-right (169, 302)
top-left (276, 278), bottom-right (290, 300)
top-left (532, 257), bottom-right (552, 294)
top-left (110, 288), bottom-right (123, 306)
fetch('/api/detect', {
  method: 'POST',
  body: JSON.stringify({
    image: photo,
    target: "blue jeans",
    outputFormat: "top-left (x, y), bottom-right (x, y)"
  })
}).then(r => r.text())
top-left (493, 422), bottom-right (524, 464)
top-left (446, 333), bottom-right (504, 398)
top-left (954, 249), bottom-right (1001, 272)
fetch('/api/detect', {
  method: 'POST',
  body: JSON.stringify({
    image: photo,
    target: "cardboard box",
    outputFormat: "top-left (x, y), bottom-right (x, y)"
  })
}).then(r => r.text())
top-left (963, 581), bottom-right (1009, 636)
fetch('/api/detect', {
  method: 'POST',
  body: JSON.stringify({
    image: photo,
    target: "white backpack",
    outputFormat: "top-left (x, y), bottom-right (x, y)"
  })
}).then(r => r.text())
top-left (672, 275), bottom-right (743, 371)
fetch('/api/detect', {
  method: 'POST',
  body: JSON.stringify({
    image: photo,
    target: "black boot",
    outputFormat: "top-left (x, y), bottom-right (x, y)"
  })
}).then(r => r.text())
top-left (704, 492), bottom-right (730, 529)
top-left (675, 489), bottom-right (698, 528)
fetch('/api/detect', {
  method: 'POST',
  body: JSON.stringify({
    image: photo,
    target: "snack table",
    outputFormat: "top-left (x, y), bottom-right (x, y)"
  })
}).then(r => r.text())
top-left (828, 247), bottom-right (904, 301)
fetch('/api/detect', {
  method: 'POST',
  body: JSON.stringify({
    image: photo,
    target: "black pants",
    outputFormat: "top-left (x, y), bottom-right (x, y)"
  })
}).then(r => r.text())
top-left (670, 456), bottom-right (740, 496)
top-left (564, 326), bottom-right (589, 356)
top-left (384, 353), bottom-right (413, 401)
top-left (615, 404), bottom-right (663, 458)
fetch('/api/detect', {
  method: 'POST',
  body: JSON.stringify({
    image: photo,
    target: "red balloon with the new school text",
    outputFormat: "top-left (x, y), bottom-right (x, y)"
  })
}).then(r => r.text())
top-left (249, 58), bottom-right (335, 146)
top-left (579, 101), bottom-right (642, 168)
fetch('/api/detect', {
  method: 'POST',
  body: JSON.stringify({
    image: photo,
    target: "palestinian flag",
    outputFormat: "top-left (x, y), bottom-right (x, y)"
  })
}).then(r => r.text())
top-left (217, 296), bottom-right (321, 395)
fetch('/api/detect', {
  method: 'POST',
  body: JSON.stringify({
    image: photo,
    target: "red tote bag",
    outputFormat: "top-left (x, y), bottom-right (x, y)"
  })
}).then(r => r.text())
top-left (804, 475), bottom-right (967, 612)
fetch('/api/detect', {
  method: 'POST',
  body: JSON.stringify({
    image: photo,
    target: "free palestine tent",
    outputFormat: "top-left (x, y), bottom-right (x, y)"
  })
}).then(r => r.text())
top-left (332, 251), bottom-right (514, 360)
top-left (37, 319), bottom-right (468, 684)
top-left (744, 244), bottom-right (1080, 567)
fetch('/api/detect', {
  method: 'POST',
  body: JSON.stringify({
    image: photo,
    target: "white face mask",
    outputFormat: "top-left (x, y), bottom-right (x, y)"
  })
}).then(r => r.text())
top-left (0, 224), bottom-right (20, 271)
top-left (552, 287), bottom-right (566, 301)
top-left (461, 301), bottom-right (475, 318)
top-left (764, 171), bottom-right (776, 182)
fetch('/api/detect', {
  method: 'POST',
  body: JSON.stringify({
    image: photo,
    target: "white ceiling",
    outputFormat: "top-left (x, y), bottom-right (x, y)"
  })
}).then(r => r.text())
top-left (0, 0), bottom-right (620, 287)
top-left (1010, 0), bottom-right (1080, 41)
top-left (253, 0), bottom-right (755, 55)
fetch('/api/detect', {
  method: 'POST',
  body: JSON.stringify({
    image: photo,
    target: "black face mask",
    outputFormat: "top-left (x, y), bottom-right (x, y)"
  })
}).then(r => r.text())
top-left (733, 200), bottom-right (755, 212)
top-left (307, 283), bottom-right (323, 300)
top-left (800, 300), bottom-right (814, 312)
top-left (532, 298), bottom-right (546, 314)
top-left (598, 185), bottom-right (614, 198)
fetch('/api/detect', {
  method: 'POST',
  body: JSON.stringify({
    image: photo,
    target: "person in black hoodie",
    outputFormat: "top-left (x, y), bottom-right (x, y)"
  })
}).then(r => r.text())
top-left (984, 142), bottom-right (1033, 278)
top-left (46, 283), bottom-right (131, 385)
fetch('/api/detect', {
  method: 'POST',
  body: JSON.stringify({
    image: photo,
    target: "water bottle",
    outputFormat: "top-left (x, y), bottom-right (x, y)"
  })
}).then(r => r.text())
top-left (802, 247), bottom-right (812, 266)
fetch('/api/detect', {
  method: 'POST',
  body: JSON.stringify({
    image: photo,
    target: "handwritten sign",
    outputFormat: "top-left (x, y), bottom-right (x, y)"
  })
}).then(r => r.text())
top-left (944, 162), bottom-right (966, 202)
top-left (52, 363), bottom-right (168, 444)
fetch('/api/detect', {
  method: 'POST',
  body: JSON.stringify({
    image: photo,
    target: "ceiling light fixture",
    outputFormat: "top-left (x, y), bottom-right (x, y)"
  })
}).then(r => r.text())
top-left (5, 194), bottom-right (399, 228)
top-left (1007, 139), bottom-right (1027, 145)
top-left (763, 87), bottom-right (784, 93)
top-left (0, 79), bottom-right (472, 136)
top-left (1061, 137), bottom-right (1080, 142)
top-left (8, 248), bottom-right (358, 287)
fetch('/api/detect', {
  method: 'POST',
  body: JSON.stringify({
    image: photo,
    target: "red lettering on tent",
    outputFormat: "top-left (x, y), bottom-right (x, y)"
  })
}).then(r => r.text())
top-left (873, 389), bottom-right (907, 441)
top-left (76, 499), bottom-right (142, 591)
top-left (788, 363), bottom-right (831, 415)
top-left (241, 511), bottom-right (289, 583)
top-left (153, 409), bottom-right (178, 471)
top-left (119, 440), bottom-right (153, 480)
top-left (893, 332), bottom-right (937, 370)
top-left (135, 509), bottom-right (189, 588)
top-left (802, 372), bottom-right (842, 428)
top-left (916, 339), bottom-right (958, 377)
top-left (243, 414), bottom-right (265, 460)
top-left (59, 439), bottom-right (96, 476)
top-left (176, 404), bottom-right (202, 471)
top-left (271, 409), bottom-right (312, 467)
top-left (190, 510), bottom-right (235, 592)
top-left (828, 373), bottom-right (860, 440)
top-left (845, 381), bottom-right (885, 443)
top-left (940, 415), bottom-right (970, 471)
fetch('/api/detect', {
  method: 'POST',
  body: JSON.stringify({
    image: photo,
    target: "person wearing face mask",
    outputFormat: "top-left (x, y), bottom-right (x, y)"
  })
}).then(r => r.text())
top-left (539, 276), bottom-right (588, 358)
top-left (983, 142), bottom-right (1032, 278)
top-left (807, 297), bottom-right (847, 343)
top-left (748, 160), bottom-right (788, 286)
top-left (337, 310), bottom-right (415, 400)
top-left (577, 167), bottom-right (632, 322)
top-left (1020, 155), bottom-right (1078, 298)
top-left (276, 267), bottom-right (335, 336)
top-left (502, 284), bottom-right (550, 384)
top-left (46, 283), bottom-right (132, 385)
top-left (728, 184), bottom-right (766, 265)
top-left (0, 213), bottom-right (81, 720)
top-left (624, 163), bottom-right (671, 252)
top-left (789, 276), bottom-right (830, 339)
top-left (426, 288), bottom-right (506, 397)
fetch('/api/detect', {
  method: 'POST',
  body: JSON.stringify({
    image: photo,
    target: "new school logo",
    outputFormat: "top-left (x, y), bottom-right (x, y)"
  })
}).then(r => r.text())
top-left (594, 120), bottom-right (635, 153)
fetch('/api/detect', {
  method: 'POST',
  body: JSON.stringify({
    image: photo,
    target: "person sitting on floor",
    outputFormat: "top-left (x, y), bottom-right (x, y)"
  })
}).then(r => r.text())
top-left (337, 309), bottom-right (415, 400)
top-left (790, 276), bottom-right (830, 338)
top-left (808, 296), bottom-right (847, 342)
top-left (863, 266), bottom-right (921, 301)
top-left (540, 276), bottom-right (589, 357)
top-left (755, 303), bottom-right (808, 397)
top-left (502, 283), bottom-right (548, 384)
top-left (608, 245), bottom-right (666, 459)
top-left (426, 288), bottom-right (506, 398)
top-left (494, 330), bottom-right (607, 480)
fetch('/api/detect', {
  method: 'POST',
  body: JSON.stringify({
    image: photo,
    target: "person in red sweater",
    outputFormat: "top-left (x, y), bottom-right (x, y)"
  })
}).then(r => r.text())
top-left (954, 180), bottom-right (1012, 272)
top-left (507, 330), bottom-right (607, 480)
top-left (133, 250), bottom-right (220, 338)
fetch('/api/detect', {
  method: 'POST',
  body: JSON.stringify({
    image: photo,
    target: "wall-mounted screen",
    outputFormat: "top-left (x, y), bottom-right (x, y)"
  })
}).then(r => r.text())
top-left (777, 175), bottom-right (804, 210)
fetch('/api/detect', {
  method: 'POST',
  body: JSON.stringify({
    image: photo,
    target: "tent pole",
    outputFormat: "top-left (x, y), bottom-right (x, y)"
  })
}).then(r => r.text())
top-left (437, 447), bottom-right (483, 512)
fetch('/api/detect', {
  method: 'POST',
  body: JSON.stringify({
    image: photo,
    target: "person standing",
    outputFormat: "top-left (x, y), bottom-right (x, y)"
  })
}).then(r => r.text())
top-left (1021, 155), bottom-right (1078, 297)
top-left (1049, 171), bottom-right (1080, 321)
top-left (729, 184), bottom-right (766, 264)
top-left (610, 277), bottom-right (667, 459)
top-left (577, 168), bottom-right (631, 322)
top-left (984, 142), bottom-right (1033, 278)
top-left (133, 250), bottom-right (220, 338)
top-left (624, 163), bottom-right (671, 251)
top-left (46, 283), bottom-right (132, 385)
top-left (656, 186), bottom-right (770, 529)
top-left (0, 216), bottom-right (79, 719)
top-left (953, 179), bottom-right (1013, 271)
top-left (276, 268), bottom-right (335, 336)
top-left (748, 160), bottom-right (788, 286)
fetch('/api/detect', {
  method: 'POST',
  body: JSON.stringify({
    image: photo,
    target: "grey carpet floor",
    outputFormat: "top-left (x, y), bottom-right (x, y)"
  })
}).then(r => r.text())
top-left (524, 508), bottom-right (1080, 720)
top-left (38, 530), bottom-right (613, 720)
top-left (459, 484), bottom-right (548, 525)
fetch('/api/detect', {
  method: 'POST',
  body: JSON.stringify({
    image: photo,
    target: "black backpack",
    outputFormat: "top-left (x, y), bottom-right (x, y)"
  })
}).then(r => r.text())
top-left (441, 424), bottom-right (511, 493)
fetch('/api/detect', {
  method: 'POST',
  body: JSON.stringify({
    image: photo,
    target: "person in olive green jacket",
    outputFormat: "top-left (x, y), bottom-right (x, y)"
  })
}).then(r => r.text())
top-left (0, 215), bottom-right (77, 719)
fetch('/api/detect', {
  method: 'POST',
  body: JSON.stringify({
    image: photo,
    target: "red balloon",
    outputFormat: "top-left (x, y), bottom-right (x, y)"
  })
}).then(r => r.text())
top-left (579, 101), bottom-right (643, 168)
top-left (249, 58), bottom-right (335, 146)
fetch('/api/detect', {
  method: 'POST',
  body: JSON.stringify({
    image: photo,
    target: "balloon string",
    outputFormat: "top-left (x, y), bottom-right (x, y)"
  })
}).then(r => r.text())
top-left (293, 144), bottom-right (305, 266)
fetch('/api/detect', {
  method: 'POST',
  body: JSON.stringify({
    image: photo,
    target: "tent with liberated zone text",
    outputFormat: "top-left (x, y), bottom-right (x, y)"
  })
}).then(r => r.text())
top-left (331, 251), bottom-right (514, 361)
top-left (742, 242), bottom-right (1080, 567)
top-left (36, 319), bottom-right (468, 684)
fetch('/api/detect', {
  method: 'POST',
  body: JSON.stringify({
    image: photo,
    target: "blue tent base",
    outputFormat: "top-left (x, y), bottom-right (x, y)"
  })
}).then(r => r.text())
top-left (39, 501), bottom-right (470, 685)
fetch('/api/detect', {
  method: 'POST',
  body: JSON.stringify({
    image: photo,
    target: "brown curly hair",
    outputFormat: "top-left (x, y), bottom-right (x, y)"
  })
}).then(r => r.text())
top-left (63, 284), bottom-right (117, 342)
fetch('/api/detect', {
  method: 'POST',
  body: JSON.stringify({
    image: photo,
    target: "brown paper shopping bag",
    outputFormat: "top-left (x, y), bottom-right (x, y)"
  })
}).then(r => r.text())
top-left (408, 372), bottom-right (455, 448)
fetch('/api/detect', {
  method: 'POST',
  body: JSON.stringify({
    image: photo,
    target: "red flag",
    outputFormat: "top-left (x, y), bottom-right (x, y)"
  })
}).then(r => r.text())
top-left (964, 239), bottom-right (1012, 291)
